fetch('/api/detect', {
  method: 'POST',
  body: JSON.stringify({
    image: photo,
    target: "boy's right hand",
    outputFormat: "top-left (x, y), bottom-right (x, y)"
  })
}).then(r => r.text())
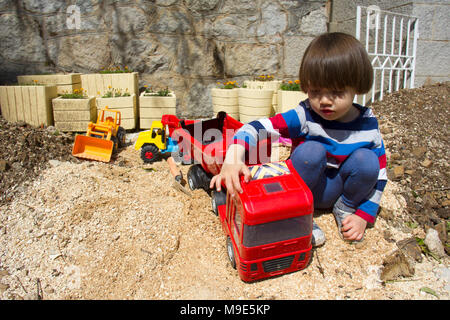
top-left (209, 162), bottom-right (251, 197)
top-left (209, 144), bottom-right (251, 197)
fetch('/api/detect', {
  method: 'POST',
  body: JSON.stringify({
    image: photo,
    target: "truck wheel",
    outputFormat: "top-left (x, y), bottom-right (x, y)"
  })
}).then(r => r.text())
top-left (227, 237), bottom-right (236, 269)
top-left (187, 164), bottom-right (202, 190)
top-left (211, 189), bottom-right (227, 216)
top-left (117, 127), bottom-right (126, 148)
top-left (141, 144), bottom-right (160, 163)
top-left (111, 136), bottom-right (118, 153)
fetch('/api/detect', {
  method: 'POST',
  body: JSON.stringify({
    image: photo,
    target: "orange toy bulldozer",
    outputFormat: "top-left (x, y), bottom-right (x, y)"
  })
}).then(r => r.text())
top-left (72, 107), bottom-right (126, 162)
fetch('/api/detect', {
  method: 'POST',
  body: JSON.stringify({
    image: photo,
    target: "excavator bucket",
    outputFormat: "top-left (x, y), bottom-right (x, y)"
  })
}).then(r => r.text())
top-left (72, 135), bottom-right (114, 163)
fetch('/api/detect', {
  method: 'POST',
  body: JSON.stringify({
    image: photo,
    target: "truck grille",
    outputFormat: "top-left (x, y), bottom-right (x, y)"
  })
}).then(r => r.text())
top-left (262, 255), bottom-right (294, 273)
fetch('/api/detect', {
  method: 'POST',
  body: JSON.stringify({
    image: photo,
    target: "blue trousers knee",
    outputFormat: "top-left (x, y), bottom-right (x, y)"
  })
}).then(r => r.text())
top-left (291, 141), bottom-right (380, 209)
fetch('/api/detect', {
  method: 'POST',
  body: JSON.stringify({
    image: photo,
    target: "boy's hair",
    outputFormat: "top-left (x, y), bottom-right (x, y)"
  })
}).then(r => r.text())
top-left (299, 32), bottom-right (373, 94)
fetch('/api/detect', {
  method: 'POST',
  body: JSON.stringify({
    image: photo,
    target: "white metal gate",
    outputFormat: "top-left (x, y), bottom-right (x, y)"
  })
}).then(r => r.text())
top-left (355, 5), bottom-right (419, 105)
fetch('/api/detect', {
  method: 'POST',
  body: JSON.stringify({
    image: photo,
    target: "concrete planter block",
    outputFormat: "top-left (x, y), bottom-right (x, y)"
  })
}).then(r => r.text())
top-left (238, 88), bottom-right (274, 123)
top-left (277, 90), bottom-right (308, 113)
top-left (80, 72), bottom-right (139, 98)
top-left (0, 85), bottom-right (58, 127)
top-left (52, 96), bottom-right (97, 132)
top-left (211, 87), bottom-right (239, 120)
top-left (139, 92), bottom-right (176, 129)
top-left (96, 94), bottom-right (137, 130)
top-left (17, 73), bottom-right (82, 95)
top-left (244, 80), bottom-right (281, 114)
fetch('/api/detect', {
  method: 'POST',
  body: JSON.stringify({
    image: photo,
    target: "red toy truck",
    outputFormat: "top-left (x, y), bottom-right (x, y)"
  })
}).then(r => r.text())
top-left (215, 159), bottom-right (313, 282)
top-left (172, 111), bottom-right (271, 191)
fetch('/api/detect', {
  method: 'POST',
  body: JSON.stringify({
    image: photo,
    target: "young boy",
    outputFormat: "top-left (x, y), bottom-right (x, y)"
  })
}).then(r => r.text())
top-left (210, 32), bottom-right (387, 246)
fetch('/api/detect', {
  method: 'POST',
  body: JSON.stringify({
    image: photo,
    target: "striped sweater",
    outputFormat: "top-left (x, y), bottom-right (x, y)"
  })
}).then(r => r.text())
top-left (233, 100), bottom-right (387, 223)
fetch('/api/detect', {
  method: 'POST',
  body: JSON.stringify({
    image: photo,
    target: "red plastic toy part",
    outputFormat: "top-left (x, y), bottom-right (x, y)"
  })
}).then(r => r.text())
top-left (217, 159), bottom-right (314, 282)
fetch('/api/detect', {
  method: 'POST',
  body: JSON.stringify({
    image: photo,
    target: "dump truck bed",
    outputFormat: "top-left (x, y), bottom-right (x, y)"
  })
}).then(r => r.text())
top-left (173, 113), bottom-right (271, 176)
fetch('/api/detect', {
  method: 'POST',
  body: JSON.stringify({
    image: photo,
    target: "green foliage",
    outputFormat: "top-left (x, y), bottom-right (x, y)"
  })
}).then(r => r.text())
top-left (280, 80), bottom-right (301, 91)
top-left (99, 65), bottom-right (133, 74)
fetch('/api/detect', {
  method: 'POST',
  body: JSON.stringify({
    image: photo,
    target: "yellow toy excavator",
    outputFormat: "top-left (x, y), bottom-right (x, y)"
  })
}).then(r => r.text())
top-left (72, 107), bottom-right (126, 162)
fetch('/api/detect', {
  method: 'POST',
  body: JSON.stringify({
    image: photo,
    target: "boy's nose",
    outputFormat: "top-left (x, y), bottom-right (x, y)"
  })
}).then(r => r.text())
top-left (319, 94), bottom-right (333, 105)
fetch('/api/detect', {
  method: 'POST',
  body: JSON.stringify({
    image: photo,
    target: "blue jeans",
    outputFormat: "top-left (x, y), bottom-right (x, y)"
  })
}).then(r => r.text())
top-left (291, 141), bottom-right (379, 209)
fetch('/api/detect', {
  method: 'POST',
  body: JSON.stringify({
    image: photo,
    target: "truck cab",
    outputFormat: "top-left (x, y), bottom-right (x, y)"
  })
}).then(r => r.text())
top-left (216, 159), bottom-right (313, 282)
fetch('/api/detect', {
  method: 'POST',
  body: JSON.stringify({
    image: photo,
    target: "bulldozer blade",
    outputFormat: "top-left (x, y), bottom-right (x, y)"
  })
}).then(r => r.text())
top-left (72, 135), bottom-right (114, 163)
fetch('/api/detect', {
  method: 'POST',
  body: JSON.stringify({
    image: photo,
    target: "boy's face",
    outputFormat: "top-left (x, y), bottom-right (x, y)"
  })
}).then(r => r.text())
top-left (307, 87), bottom-right (357, 122)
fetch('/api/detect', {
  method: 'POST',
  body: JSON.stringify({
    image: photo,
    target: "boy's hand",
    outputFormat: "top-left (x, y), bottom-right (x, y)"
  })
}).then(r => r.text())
top-left (341, 214), bottom-right (367, 241)
top-left (209, 162), bottom-right (251, 197)
top-left (209, 144), bottom-right (250, 197)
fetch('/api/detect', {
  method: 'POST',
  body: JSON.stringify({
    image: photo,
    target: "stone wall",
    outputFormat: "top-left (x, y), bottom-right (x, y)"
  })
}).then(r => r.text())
top-left (329, 0), bottom-right (450, 87)
top-left (0, 0), bottom-right (328, 118)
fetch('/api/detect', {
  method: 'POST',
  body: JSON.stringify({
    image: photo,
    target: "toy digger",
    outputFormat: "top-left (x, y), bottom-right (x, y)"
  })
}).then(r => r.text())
top-left (134, 115), bottom-right (181, 163)
top-left (72, 107), bottom-right (126, 163)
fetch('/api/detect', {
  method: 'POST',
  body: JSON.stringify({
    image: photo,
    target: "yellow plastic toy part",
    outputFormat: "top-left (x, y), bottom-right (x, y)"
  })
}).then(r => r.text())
top-left (134, 120), bottom-right (167, 151)
top-left (72, 107), bottom-right (123, 163)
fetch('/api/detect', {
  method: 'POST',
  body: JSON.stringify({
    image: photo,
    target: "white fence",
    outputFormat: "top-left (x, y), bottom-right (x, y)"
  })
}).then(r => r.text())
top-left (355, 6), bottom-right (419, 105)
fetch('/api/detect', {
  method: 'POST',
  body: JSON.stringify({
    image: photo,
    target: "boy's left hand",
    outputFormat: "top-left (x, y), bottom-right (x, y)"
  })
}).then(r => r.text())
top-left (341, 215), bottom-right (367, 241)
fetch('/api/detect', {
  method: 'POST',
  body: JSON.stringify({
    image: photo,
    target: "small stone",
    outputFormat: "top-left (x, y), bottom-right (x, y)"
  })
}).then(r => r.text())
top-left (43, 221), bottom-right (54, 229)
top-left (421, 159), bottom-right (432, 168)
top-left (390, 153), bottom-right (401, 160)
top-left (48, 159), bottom-right (61, 167)
top-left (412, 147), bottom-right (427, 158)
top-left (423, 193), bottom-right (439, 208)
top-left (0, 283), bottom-right (10, 294)
top-left (393, 165), bottom-right (404, 179)
top-left (397, 237), bottom-right (423, 262)
top-left (44, 286), bottom-right (55, 294)
top-left (380, 126), bottom-right (393, 134)
top-left (0, 160), bottom-right (9, 172)
top-left (380, 249), bottom-right (415, 281)
top-left (424, 228), bottom-right (446, 258)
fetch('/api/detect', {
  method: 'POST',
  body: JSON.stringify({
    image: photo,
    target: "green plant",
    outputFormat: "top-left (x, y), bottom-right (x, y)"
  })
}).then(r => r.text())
top-left (254, 74), bottom-right (274, 82)
top-left (280, 80), bottom-right (301, 91)
top-left (216, 80), bottom-right (239, 89)
top-left (143, 86), bottom-right (172, 97)
top-left (59, 88), bottom-right (88, 99)
top-left (101, 86), bottom-right (131, 98)
top-left (415, 237), bottom-right (441, 263)
top-left (99, 65), bottom-right (133, 74)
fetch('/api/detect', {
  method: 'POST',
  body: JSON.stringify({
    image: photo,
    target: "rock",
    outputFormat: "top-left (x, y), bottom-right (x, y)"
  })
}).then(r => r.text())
top-left (256, 2), bottom-right (288, 37)
top-left (390, 153), bottom-right (401, 160)
top-left (48, 160), bottom-right (61, 168)
top-left (424, 228), bottom-right (446, 258)
top-left (0, 159), bottom-right (9, 172)
top-left (380, 126), bottom-right (393, 134)
top-left (380, 249), bottom-right (415, 281)
top-left (393, 165), bottom-right (404, 179)
top-left (0, 282), bottom-right (9, 294)
top-left (421, 159), bottom-right (432, 168)
top-left (434, 266), bottom-right (450, 283)
top-left (412, 147), bottom-right (427, 158)
top-left (396, 237), bottom-right (423, 262)
top-left (423, 193), bottom-right (439, 208)
top-left (363, 265), bottom-right (383, 289)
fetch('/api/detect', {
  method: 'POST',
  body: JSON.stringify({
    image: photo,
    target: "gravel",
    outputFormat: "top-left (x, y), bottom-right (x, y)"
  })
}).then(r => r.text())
top-left (0, 82), bottom-right (448, 300)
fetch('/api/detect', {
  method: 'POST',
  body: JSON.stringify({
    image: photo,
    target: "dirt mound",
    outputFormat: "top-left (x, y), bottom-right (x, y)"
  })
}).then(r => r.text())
top-left (0, 119), bottom-right (76, 203)
top-left (370, 82), bottom-right (449, 238)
